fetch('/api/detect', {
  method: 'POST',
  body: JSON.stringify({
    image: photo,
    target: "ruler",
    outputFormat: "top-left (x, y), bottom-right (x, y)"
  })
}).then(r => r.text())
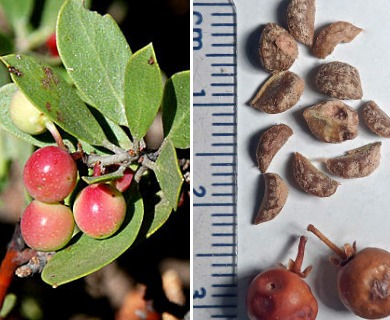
top-left (192, 0), bottom-right (238, 318)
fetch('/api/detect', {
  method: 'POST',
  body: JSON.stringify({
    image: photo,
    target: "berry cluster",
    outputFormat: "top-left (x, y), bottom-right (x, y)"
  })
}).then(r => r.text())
top-left (10, 89), bottom-right (133, 252)
top-left (20, 145), bottom-right (131, 251)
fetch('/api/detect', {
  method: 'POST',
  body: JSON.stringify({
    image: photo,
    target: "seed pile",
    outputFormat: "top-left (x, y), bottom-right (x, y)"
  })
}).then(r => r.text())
top-left (251, 0), bottom-right (387, 224)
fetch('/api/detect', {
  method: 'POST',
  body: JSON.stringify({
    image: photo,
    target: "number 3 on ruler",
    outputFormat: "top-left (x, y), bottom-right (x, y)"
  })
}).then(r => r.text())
top-left (193, 287), bottom-right (207, 299)
top-left (193, 186), bottom-right (206, 197)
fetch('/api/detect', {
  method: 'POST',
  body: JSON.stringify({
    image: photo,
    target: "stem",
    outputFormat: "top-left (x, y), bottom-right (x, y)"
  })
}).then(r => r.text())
top-left (0, 225), bottom-right (35, 310)
top-left (307, 224), bottom-right (347, 260)
top-left (292, 236), bottom-right (307, 274)
top-left (45, 121), bottom-right (66, 150)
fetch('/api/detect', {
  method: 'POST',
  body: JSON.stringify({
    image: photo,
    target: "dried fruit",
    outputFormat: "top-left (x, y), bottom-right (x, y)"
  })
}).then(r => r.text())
top-left (293, 152), bottom-right (339, 197)
top-left (246, 236), bottom-right (318, 319)
top-left (256, 124), bottom-right (293, 173)
top-left (322, 142), bottom-right (381, 179)
top-left (303, 100), bottom-right (359, 143)
top-left (254, 173), bottom-right (288, 224)
top-left (312, 21), bottom-right (362, 59)
top-left (308, 224), bottom-right (390, 319)
top-left (259, 23), bottom-right (298, 73)
top-left (287, 0), bottom-right (316, 46)
top-left (362, 101), bottom-right (390, 138)
top-left (315, 61), bottom-right (363, 100)
top-left (250, 71), bottom-right (304, 114)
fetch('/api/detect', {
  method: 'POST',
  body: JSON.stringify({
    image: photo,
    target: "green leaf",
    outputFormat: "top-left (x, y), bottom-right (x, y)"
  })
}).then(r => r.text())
top-left (0, 54), bottom-right (107, 146)
top-left (154, 140), bottom-right (183, 210)
top-left (57, 0), bottom-right (131, 125)
top-left (0, 83), bottom-right (54, 147)
top-left (125, 43), bottom-right (163, 141)
top-left (0, 0), bottom-right (34, 28)
top-left (162, 71), bottom-right (190, 149)
top-left (146, 191), bottom-right (172, 238)
top-left (42, 191), bottom-right (144, 287)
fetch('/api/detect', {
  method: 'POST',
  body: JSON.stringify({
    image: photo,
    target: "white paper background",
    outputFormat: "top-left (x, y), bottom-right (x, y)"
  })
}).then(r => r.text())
top-left (236, 0), bottom-right (390, 319)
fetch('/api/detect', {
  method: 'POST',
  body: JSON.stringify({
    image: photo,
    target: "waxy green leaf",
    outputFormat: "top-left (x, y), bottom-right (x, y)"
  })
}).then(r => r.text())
top-left (162, 71), bottom-right (190, 149)
top-left (146, 191), bottom-right (172, 238)
top-left (154, 140), bottom-right (183, 210)
top-left (42, 191), bottom-right (144, 287)
top-left (57, 0), bottom-right (131, 125)
top-left (125, 43), bottom-right (163, 141)
top-left (0, 54), bottom-right (107, 146)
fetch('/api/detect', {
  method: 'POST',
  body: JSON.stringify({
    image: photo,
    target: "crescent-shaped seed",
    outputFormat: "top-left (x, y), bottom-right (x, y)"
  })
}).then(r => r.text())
top-left (254, 173), bottom-right (288, 224)
top-left (323, 142), bottom-right (381, 179)
top-left (293, 152), bottom-right (340, 197)
top-left (362, 101), bottom-right (390, 138)
top-left (312, 21), bottom-right (362, 59)
top-left (256, 124), bottom-right (294, 173)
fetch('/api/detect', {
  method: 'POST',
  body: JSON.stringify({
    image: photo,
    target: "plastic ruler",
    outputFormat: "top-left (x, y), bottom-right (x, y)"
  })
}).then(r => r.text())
top-left (192, 0), bottom-right (238, 318)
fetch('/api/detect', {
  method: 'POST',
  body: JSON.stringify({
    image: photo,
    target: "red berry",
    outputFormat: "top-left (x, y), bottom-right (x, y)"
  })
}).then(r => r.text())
top-left (21, 200), bottom-right (75, 251)
top-left (114, 168), bottom-right (134, 192)
top-left (308, 224), bottom-right (390, 319)
top-left (46, 33), bottom-right (59, 57)
top-left (73, 183), bottom-right (126, 239)
top-left (246, 236), bottom-right (318, 320)
top-left (23, 146), bottom-right (78, 203)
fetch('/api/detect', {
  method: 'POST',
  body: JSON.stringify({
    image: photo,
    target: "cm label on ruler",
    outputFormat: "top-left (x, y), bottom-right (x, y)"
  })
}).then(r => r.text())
top-left (193, 1), bottom-right (238, 318)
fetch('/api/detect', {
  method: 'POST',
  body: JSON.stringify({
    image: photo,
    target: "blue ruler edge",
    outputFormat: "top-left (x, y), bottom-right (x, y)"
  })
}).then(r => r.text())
top-left (193, 0), bottom-right (238, 318)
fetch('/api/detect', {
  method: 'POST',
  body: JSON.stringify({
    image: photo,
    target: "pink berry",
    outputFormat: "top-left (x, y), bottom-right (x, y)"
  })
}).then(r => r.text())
top-left (73, 183), bottom-right (126, 239)
top-left (23, 146), bottom-right (78, 203)
top-left (21, 200), bottom-right (75, 251)
top-left (114, 168), bottom-right (134, 192)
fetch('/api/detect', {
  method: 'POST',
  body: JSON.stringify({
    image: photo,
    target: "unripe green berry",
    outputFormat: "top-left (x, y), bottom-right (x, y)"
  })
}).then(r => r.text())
top-left (73, 183), bottom-right (126, 239)
top-left (21, 200), bottom-right (75, 251)
top-left (9, 90), bottom-right (48, 135)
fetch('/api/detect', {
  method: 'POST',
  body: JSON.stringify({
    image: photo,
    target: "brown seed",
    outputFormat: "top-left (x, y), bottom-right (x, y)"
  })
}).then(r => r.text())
top-left (259, 23), bottom-right (298, 73)
top-left (362, 101), bottom-right (390, 138)
top-left (254, 173), bottom-right (288, 224)
top-left (322, 142), bottom-right (381, 179)
top-left (315, 61), bottom-right (363, 100)
top-left (303, 100), bottom-right (359, 143)
top-left (312, 21), bottom-right (362, 59)
top-left (256, 124), bottom-right (294, 173)
top-left (250, 71), bottom-right (304, 114)
top-left (293, 152), bottom-right (340, 197)
top-left (287, 0), bottom-right (316, 46)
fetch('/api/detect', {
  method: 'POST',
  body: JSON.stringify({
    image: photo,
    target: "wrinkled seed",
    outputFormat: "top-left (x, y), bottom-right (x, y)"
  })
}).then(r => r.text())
top-left (287, 0), bottom-right (316, 46)
top-left (250, 71), bottom-right (304, 114)
top-left (259, 23), bottom-right (298, 73)
top-left (315, 61), bottom-right (363, 100)
top-left (303, 100), bottom-right (359, 143)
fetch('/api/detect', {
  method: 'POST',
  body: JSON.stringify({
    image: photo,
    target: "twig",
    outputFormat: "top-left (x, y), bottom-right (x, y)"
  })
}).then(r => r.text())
top-left (0, 224), bottom-right (35, 310)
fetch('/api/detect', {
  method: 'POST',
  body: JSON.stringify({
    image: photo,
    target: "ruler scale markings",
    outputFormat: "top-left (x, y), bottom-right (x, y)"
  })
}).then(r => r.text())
top-left (194, 1), bottom-right (237, 319)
